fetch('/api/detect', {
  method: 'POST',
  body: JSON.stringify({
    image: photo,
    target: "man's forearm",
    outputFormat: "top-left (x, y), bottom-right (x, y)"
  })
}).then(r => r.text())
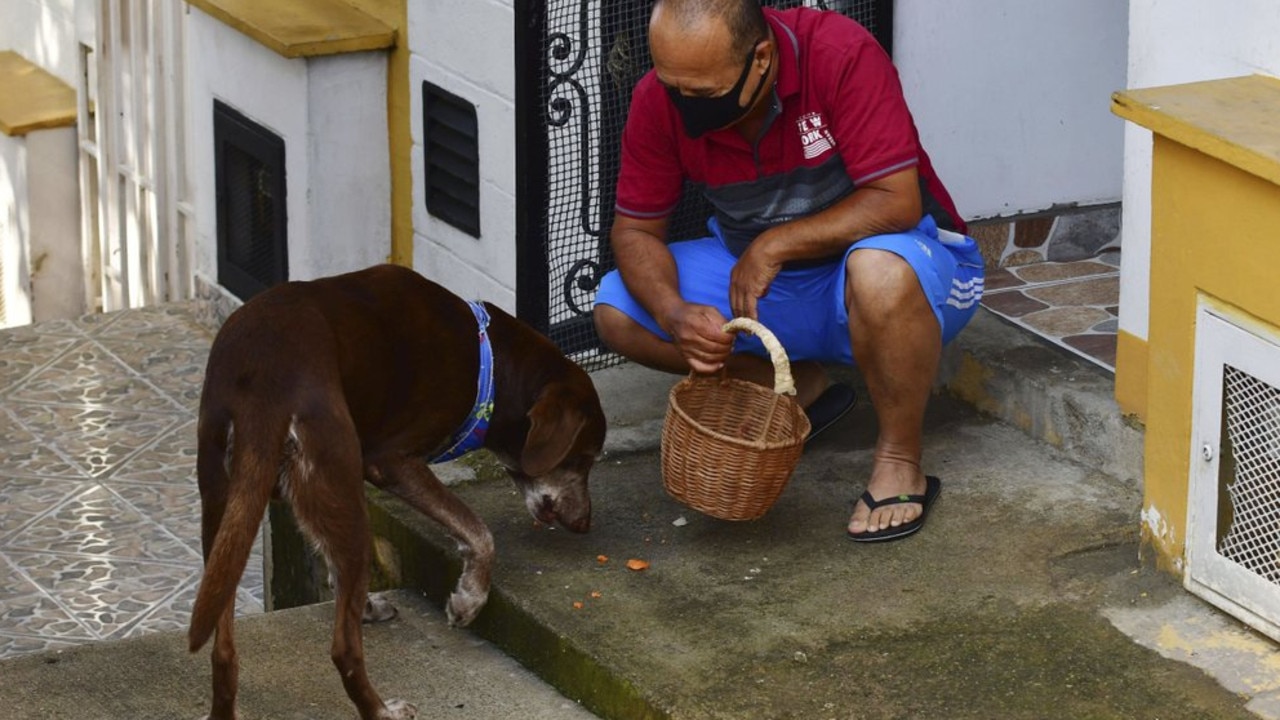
top-left (612, 228), bottom-right (685, 333)
top-left (755, 170), bottom-right (923, 265)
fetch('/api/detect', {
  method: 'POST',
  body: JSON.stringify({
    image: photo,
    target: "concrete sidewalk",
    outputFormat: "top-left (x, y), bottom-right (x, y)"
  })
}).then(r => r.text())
top-left (357, 390), bottom-right (1265, 719)
top-left (0, 589), bottom-right (599, 719)
top-left (3, 309), bottom-right (1278, 719)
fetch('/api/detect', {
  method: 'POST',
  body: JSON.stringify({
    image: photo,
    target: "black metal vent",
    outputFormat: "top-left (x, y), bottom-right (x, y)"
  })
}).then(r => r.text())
top-left (214, 100), bottom-right (287, 301)
top-left (423, 82), bottom-right (481, 237)
top-left (516, 0), bottom-right (893, 365)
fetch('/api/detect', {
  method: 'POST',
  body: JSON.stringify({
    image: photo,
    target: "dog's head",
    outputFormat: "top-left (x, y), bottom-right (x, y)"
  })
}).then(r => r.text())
top-left (504, 376), bottom-right (606, 533)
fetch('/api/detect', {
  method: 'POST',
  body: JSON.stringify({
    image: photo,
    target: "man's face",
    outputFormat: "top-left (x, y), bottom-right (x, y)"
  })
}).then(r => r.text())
top-left (650, 6), bottom-right (770, 137)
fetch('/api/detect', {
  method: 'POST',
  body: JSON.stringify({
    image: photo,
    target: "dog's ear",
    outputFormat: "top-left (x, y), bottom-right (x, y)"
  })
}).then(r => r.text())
top-left (522, 384), bottom-right (587, 477)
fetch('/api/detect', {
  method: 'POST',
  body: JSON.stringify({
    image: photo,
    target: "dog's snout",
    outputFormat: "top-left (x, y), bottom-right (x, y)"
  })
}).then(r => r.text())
top-left (536, 494), bottom-right (556, 522)
top-left (519, 480), bottom-right (591, 533)
top-left (562, 511), bottom-right (590, 534)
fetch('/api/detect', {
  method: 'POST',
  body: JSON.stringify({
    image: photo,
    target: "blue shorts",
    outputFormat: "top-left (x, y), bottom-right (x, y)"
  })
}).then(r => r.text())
top-left (593, 215), bottom-right (985, 365)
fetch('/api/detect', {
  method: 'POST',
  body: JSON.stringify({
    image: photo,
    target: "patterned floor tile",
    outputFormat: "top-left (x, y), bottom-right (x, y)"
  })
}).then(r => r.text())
top-left (6, 403), bottom-right (184, 478)
top-left (0, 335), bottom-right (80, 398)
top-left (1011, 260), bottom-right (1115, 284)
top-left (980, 257), bottom-right (1121, 372)
top-left (8, 339), bottom-right (185, 413)
top-left (0, 474), bottom-right (89, 542)
top-left (0, 593), bottom-right (94, 640)
top-left (87, 301), bottom-right (215, 348)
top-left (128, 578), bottom-right (263, 639)
top-left (6, 486), bottom-right (201, 564)
top-left (6, 551), bottom-right (200, 639)
top-left (109, 419), bottom-right (199, 485)
top-left (0, 631), bottom-right (81, 659)
top-left (0, 408), bottom-right (86, 478)
top-left (110, 481), bottom-right (203, 543)
top-left (0, 552), bottom-right (44, 596)
top-left (96, 340), bottom-right (209, 410)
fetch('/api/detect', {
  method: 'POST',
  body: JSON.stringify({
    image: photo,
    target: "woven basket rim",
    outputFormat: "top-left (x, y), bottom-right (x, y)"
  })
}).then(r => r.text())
top-left (667, 375), bottom-right (810, 451)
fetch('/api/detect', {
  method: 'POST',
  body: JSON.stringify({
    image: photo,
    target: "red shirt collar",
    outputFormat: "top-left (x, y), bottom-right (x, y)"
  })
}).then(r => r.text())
top-left (767, 9), bottom-right (801, 101)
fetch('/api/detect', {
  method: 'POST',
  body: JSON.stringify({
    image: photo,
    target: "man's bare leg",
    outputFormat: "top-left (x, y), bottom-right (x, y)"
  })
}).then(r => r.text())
top-left (844, 249), bottom-right (940, 535)
top-left (593, 306), bottom-right (829, 407)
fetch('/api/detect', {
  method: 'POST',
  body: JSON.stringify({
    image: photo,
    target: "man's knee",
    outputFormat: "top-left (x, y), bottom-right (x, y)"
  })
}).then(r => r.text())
top-left (593, 305), bottom-right (626, 353)
top-left (844, 248), bottom-right (919, 310)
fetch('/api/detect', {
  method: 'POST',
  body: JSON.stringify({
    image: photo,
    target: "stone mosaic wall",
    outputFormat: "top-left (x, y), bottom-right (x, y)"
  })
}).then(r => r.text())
top-left (968, 204), bottom-right (1121, 270)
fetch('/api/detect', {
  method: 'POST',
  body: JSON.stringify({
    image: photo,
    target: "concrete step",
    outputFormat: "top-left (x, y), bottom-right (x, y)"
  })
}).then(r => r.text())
top-left (0, 589), bottom-right (599, 719)
top-left (941, 308), bottom-right (1144, 487)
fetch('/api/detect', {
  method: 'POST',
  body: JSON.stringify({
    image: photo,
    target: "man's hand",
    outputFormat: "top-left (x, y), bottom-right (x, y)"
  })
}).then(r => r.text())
top-left (730, 236), bottom-right (783, 320)
top-left (661, 302), bottom-right (734, 374)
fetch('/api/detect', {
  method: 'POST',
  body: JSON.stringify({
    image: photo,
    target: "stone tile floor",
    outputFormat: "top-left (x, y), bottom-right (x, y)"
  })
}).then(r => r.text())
top-left (981, 251), bottom-right (1121, 370)
top-left (0, 302), bottom-right (262, 660)
top-left (0, 259), bottom-right (1119, 660)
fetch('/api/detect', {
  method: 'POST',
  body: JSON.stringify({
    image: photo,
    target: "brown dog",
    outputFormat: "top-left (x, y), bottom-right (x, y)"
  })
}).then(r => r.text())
top-left (187, 264), bottom-right (606, 719)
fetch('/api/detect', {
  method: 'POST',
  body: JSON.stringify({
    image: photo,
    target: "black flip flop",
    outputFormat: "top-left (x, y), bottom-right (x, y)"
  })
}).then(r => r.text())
top-left (804, 383), bottom-right (857, 443)
top-left (846, 475), bottom-right (942, 543)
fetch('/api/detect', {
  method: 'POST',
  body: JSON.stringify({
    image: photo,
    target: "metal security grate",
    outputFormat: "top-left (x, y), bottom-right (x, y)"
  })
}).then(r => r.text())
top-left (214, 101), bottom-right (287, 301)
top-left (1217, 365), bottom-right (1280, 584)
top-left (423, 82), bottom-right (481, 238)
top-left (516, 0), bottom-right (892, 368)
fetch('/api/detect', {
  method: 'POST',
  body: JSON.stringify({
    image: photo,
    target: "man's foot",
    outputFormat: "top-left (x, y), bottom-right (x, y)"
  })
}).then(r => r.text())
top-left (847, 475), bottom-right (941, 543)
top-left (847, 462), bottom-right (929, 536)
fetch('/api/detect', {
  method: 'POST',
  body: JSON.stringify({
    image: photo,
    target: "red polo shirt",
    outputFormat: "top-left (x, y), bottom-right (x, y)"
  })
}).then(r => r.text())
top-left (615, 7), bottom-right (964, 254)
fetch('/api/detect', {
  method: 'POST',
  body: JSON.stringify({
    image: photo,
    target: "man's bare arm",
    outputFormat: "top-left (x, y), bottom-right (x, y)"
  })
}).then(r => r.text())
top-left (610, 213), bottom-right (735, 371)
top-left (730, 166), bottom-right (924, 319)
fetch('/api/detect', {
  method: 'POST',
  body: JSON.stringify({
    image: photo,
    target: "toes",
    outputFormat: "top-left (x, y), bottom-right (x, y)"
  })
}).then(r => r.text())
top-left (877, 503), bottom-right (921, 529)
top-left (847, 500), bottom-right (872, 534)
top-left (851, 502), bottom-right (923, 534)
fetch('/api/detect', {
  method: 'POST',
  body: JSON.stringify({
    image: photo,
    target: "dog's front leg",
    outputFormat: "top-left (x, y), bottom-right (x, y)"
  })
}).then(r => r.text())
top-left (370, 460), bottom-right (494, 626)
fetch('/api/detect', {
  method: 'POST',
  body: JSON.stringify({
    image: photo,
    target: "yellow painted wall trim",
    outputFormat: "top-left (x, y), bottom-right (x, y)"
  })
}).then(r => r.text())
top-left (186, 0), bottom-right (396, 59)
top-left (1114, 329), bottom-right (1148, 421)
top-left (0, 51), bottom-right (76, 137)
top-left (1112, 74), bottom-right (1280, 187)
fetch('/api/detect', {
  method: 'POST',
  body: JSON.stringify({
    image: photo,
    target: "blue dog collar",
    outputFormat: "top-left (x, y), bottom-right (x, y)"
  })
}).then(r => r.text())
top-left (429, 301), bottom-right (495, 464)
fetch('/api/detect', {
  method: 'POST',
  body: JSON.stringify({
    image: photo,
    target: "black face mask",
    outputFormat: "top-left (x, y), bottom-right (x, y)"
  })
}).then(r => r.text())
top-left (666, 43), bottom-right (768, 139)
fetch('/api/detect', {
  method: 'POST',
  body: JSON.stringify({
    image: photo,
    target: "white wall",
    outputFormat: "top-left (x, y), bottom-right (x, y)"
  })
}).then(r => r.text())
top-left (25, 127), bottom-right (83, 320)
top-left (408, 0), bottom-right (518, 312)
top-left (895, 0), bottom-right (1129, 222)
top-left (0, 0), bottom-right (77, 84)
top-left (186, 7), bottom-right (390, 292)
top-left (0, 133), bottom-right (32, 326)
top-left (1117, 0), bottom-right (1280, 342)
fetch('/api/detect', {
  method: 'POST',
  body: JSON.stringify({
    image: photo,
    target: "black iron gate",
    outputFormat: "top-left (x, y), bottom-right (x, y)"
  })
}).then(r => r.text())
top-left (515, 0), bottom-right (893, 367)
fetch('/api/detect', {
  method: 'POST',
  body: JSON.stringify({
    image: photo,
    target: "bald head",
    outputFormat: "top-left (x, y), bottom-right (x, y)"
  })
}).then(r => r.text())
top-left (652, 0), bottom-right (767, 59)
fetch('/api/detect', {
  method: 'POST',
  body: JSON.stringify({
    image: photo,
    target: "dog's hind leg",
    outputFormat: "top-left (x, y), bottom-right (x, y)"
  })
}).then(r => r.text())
top-left (287, 413), bottom-right (417, 720)
top-left (367, 459), bottom-right (495, 627)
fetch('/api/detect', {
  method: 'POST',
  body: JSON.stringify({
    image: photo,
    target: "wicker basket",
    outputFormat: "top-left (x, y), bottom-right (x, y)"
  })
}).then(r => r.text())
top-left (661, 318), bottom-right (812, 521)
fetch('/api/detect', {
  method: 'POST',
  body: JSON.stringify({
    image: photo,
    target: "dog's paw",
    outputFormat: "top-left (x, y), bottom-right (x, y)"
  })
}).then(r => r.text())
top-left (445, 587), bottom-right (489, 627)
top-left (363, 593), bottom-right (398, 624)
top-left (377, 699), bottom-right (417, 719)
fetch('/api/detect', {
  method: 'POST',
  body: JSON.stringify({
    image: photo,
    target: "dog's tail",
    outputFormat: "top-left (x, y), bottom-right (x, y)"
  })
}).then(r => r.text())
top-left (187, 417), bottom-right (281, 653)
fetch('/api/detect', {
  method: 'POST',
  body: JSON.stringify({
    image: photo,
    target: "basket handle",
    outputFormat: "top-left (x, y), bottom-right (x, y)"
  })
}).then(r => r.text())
top-left (722, 317), bottom-right (797, 397)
